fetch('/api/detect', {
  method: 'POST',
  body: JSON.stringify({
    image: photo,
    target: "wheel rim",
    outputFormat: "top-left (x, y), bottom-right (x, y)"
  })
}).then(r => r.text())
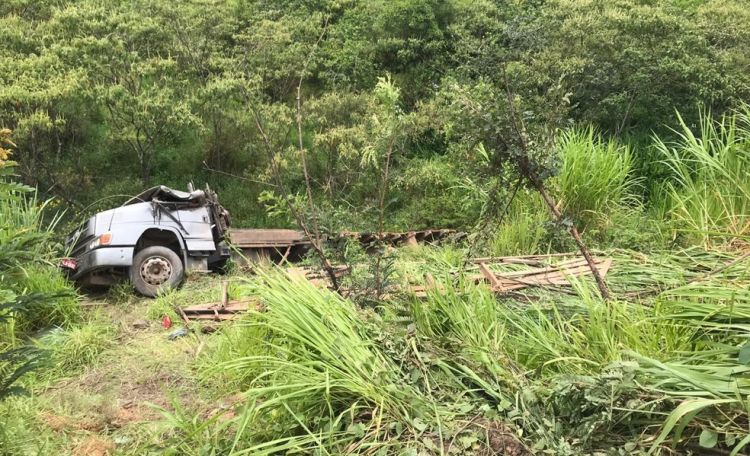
top-left (140, 256), bottom-right (173, 286)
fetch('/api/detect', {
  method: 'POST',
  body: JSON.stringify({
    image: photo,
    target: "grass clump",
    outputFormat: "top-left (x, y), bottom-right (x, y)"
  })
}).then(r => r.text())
top-left (193, 270), bottom-right (432, 454)
top-left (489, 190), bottom-right (548, 256)
top-left (557, 127), bottom-right (638, 231)
top-left (657, 109), bottom-right (750, 248)
top-left (36, 319), bottom-right (116, 375)
top-left (10, 265), bottom-right (80, 334)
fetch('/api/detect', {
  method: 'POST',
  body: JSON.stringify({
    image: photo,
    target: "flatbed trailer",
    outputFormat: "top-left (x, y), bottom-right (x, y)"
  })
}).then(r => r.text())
top-left (228, 228), bottom-right (460, 262)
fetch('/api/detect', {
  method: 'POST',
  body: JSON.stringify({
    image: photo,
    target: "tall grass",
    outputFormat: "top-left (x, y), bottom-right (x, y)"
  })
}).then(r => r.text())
top-left (557, 127), bottom-right (638, 230)
top-left (656, 109), bottom-right (750, 248)
top-left (1, 157), bottom-right (78, 400)
top-left (197, 271), bottom-right (431, 454)
top-left (489, 190), bottom-right (548, 256)
top-left (407, 249), bottom-right (750, 453)
top-left (487, 127), bottom-right (639, 255)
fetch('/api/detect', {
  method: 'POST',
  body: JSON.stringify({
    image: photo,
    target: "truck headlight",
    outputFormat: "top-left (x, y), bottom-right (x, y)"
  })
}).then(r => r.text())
top-left (89, 232), bottom-right (113, 250)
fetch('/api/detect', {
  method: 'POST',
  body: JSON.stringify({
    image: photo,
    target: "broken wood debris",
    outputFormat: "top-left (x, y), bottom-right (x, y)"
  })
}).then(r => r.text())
top-left (472, 256), bottom-right (612, 293)
top-left (412, 254), bottom-right (613, 297)
top-left (180, 280), bottom-right (258, 321)
top-left (180, 267), bottom-right (349, 321)
top-left (179, 299), bottom-right (257, 321)
top-left (180, 253), bottom-right (614, 322)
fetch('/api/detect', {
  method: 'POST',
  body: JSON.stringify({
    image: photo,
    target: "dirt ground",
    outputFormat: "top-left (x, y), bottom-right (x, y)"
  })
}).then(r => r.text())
top-left (18, 277), bottom-right (230, 455)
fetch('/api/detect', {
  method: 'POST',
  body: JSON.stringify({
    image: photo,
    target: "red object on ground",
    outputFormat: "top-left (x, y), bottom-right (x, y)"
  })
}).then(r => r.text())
top-left (59, 258), bottom-right (78, 270)
top-left (162, 315), bottom-right (172, 329)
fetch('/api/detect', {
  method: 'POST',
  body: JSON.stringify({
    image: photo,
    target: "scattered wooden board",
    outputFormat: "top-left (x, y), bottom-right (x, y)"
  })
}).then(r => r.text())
top-left (473, 256), bottom-right (612, 293)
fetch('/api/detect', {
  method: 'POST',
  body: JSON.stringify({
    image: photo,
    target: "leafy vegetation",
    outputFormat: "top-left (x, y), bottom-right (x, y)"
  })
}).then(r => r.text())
top-left (2, 0), bottom-right (750, 228)
top-left (657, 109), bottom-right (750, 248)
top-left (1, 130), bottom-right (78, 402)
top-left (2, 0), bottom-right (750, 455)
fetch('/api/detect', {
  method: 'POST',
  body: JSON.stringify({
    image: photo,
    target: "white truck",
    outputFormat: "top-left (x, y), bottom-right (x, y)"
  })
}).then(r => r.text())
top-left (63, 184), bottom-right (457, 297)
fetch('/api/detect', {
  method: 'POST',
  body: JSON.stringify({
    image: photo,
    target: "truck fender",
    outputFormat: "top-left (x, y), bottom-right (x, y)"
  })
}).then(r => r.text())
top-left (133, 226), bottom-right (189, 265)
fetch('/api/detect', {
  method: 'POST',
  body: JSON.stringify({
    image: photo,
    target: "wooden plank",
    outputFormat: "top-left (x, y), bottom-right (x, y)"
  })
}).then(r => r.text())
top-left (473, 258), bottom-right (589, 282)
top-left (472, 252), bottom-right (580, 263)
top-left (473, 257), bottom-right (612, 293)
top-left (478, 262), bottom-right (502, 290)
top-left (181, 299), bottom-right (254, 313)
top-left (229, 229), bottom-right (309, 247)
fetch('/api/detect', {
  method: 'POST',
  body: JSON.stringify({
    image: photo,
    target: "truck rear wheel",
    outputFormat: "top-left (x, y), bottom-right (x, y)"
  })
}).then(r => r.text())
top-left (130, 246), bottom-right (184, 297)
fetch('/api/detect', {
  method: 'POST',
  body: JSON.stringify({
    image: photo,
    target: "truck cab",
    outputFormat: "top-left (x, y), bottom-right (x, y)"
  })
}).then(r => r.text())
top-left (64, 185), bottom-right (231, 297)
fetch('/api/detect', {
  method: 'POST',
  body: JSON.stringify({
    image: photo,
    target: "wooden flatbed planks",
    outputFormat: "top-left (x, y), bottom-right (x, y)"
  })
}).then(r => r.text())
top-left (228, 228), bottom-right (461, 249)
top-left (228, 229), bottom-right (309, 248)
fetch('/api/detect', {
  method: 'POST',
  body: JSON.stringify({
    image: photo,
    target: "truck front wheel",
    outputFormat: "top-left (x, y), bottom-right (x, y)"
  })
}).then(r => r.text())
top-left (130, 246), bottom-right (184, 297)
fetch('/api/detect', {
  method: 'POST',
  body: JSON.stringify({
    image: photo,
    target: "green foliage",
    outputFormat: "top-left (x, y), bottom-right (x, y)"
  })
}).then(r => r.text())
top-left (9, 265), bottom-right (80, 334)
top-left (533, 0), bottom-right (750, 135)
top-left (406, 250), bottom-right (750, 453)
top-left (556, 127), bottom-right (638, 231)
top-left (2, 0), bottom-right (747, 231)
top-left (36, 320), bottom-right (115, 374)
top-left (489, 190), bottom-right (548, 256)
top-left (657, 108), bottom-right (750, 248)
top-left (1, 133), bottom-right (79, 400)
top-left (194, 270), bottom-right (431, 453)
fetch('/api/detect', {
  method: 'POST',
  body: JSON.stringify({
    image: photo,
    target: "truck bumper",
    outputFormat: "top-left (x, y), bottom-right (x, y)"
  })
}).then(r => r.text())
top-left (71, 246), bottom-right (134, 280)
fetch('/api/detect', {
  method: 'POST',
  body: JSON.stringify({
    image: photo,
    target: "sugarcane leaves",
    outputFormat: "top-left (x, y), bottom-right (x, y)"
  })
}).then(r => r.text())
top-left (0, 345), bottom-right (47, 400)
top-left (739, 342), bottom-right (750, 365)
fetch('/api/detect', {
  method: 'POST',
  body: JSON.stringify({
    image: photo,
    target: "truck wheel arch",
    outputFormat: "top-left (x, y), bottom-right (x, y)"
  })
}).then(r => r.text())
top-left (134, 228), bottom-right (187, 265)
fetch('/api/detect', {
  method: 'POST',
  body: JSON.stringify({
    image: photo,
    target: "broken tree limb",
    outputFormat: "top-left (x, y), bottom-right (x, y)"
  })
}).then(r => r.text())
top-left (533, 181), bottom-right (611, 300)
top-left (498, 64), bottom-right (611, 301)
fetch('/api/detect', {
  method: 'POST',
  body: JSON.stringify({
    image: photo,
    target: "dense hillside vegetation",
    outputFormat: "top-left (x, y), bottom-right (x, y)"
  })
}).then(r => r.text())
top-left (2, 1), bottom-right (750, 455)
top-left (2, 0), bottom-right (749, 229)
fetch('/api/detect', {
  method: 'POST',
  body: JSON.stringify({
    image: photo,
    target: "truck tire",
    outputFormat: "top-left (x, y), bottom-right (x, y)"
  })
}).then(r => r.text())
top-left (130, 246), bottom-right (184, 297)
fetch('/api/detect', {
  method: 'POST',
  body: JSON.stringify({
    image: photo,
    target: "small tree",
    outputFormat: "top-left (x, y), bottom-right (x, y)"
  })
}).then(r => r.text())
top-left (435, 72), bottom-right (611, 299)
top-left (101, 59), bottom-right (200, 185)
top-left (359, 75), bottom-right (405, 298)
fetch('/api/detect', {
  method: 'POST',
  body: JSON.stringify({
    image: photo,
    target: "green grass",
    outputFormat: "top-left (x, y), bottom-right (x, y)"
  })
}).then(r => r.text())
top-left (193, 270), bottom-right (433, 454)
top-left (556, 127), bottom-right (639, 231)
top-left (656, 109), bottom-right (750, 248)
top-left (36, 319), bottom-right (116, 375)
top-left (489, 190), bottom-right (548, 256)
